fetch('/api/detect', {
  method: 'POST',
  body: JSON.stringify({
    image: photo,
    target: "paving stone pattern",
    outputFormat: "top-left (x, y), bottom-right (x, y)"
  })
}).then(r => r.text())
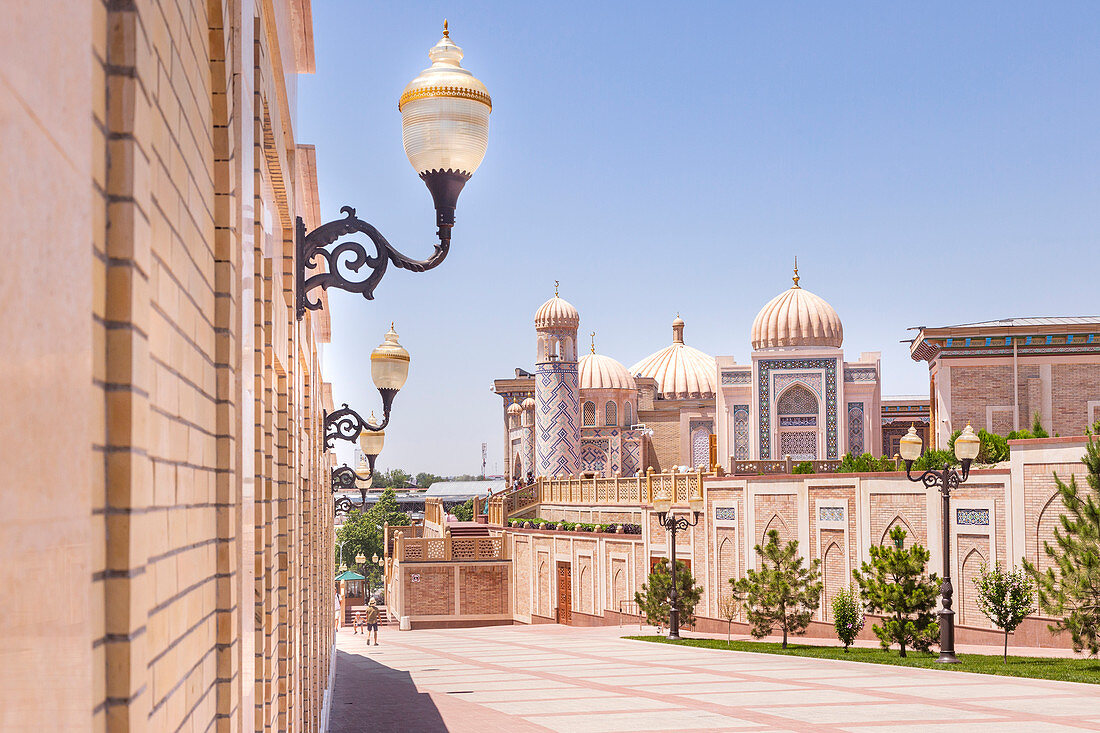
top-left (331, 625), bottom-right (1100, 733)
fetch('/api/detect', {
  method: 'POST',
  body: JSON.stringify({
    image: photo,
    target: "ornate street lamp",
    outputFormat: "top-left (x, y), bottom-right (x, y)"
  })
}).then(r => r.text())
top-left (652, 487), bottom-right (705, 640)
top-left (296, 21), bottom-right (492, 320)
top-left (899, 423), bottom-right (981, 663)
top-left (333, 422), bottom-right (386, 515)
top-left (324, 325), bottom-right (408, 450)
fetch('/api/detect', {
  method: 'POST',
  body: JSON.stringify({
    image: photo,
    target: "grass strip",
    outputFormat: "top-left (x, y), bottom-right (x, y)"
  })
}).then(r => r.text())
top-left (624, 636), bottom-right (1100, 685)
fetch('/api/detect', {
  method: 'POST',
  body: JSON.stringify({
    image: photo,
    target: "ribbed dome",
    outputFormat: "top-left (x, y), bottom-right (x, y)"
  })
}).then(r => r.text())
top-left (521, 397), bottom-right (535, 410)
top-left (629, 316), bottom-right (717, 399)
top-left (751, 272), bottom-right (843, 349)
top-left (534, 294), bottom-right (580, 330)
top-left (507, 402), bottom-right (521, 415)
top-left (579, 353), bottom-right (636, 391)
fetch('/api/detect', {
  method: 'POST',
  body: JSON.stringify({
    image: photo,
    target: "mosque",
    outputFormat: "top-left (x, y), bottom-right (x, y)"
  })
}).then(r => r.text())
top-left (494, 266), bottom-right (914, 481)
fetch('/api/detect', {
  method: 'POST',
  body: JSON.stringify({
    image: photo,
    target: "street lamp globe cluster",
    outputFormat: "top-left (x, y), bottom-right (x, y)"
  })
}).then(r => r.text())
top-left (652, 486), bottom-right (704, 640)
top-left (899, 422), bottom-right (981, 663)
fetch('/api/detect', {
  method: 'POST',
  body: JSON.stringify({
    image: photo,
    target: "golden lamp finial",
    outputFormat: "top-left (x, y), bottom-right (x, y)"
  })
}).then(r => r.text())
top-left (792, 256), bottom-right (800, 288)
top-left (443, 19), bottom-right (449, 38)
top-left (590, 332), bottom-right (596, 354)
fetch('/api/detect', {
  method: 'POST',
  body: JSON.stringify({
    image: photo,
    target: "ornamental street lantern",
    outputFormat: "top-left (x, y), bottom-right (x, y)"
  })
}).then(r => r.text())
top-left (399, 19), bottom-right (492, 240)
top-left (296, 20), bottom-right (492, 320)
top-left (324, 326), bottom-right (409, 450)
top-left (900, 422), bottom-right (981, 663)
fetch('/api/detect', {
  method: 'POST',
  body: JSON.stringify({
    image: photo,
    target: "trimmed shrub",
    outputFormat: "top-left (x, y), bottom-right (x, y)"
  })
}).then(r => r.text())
top-left (792, 461), bottom-right (815, 474)
top-left (831, 584), bottom-right (865, 651)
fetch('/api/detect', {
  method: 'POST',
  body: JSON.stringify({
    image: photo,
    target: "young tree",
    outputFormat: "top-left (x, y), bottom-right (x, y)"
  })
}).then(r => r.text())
top-left (634, 560), bottom-right (703, 631)
top-left (1031, 412), bottom-right (1050, 439)
top-left (732, 529), bottom-right (822, 648)
top-left (831, 584), bottom-right (865, 652)
top-left (853, 526), bottom-right (939, 657)
top-left (717, 593), bottom-right (740, 645)
top-left (1024, 430), bottom-right (1100, 656)
top-left (975, 563), bottom-right (1035, 662)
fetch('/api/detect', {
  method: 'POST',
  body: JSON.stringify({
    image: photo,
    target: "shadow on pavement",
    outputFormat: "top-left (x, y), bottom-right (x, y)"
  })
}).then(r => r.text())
top-left (329, 649), bottom-right (448, 732)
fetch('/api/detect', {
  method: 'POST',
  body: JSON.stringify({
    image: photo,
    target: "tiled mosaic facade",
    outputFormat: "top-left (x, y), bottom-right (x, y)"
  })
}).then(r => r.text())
top-left (721, 370), bottom-right (752, 385)
top-left (715, 506), bottom-right (737, 521)
top-left (759, 359), bottom-right (839, 459)
top-left (847, 402), bottom-right (865, 454)
top-left (819, 506), bottom-right (845, 522)
top-left (956, 507), bottom-right (990, 526)
top-left (536, 362), bottom-right (581, 476)
top-left (780, 431), bottom-right (818, 460)
top-left (844, 367), bottom-right (877, 382)
top-left (733, 406), bottom-right (750, 460)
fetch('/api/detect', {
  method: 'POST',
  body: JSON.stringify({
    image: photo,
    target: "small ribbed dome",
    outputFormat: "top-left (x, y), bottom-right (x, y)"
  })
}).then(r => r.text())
top-left (630, 316), bottom-right (717, 399)
top-left (751, 269), bottom-right (843, 349)
top-left (535, 294), bottom-right (580, 330)
top-left (521, 397), bottom-right (535, 410)
top-left (579, 353), bottom-right (636, 391)
top-left (507, 402), bottom-right (521, 415)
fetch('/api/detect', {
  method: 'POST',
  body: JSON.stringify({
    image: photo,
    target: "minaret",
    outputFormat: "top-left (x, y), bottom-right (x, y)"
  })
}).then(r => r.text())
top-left (533, 285), bottom-right (581, 476)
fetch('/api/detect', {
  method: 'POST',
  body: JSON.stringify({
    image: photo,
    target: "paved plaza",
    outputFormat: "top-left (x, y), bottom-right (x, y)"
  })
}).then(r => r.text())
top-left (329, 624), bottom-right (1100, 732)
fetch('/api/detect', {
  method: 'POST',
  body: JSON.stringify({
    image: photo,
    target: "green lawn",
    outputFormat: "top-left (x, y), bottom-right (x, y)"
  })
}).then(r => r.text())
top-left (625, 635), bottom-right (1100, 685)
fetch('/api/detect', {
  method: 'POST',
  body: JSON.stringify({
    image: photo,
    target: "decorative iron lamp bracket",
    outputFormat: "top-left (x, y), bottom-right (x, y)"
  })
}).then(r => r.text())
top-left (296, 180), bottom-right (467, 321)
top-left (323, 399), bottom-right (393, 450)
top-left (331, 463), bottom-right (373, 494)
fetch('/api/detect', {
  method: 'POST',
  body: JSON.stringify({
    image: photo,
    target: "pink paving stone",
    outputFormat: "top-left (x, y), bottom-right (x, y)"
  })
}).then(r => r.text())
top-left (330, 624), bottom-right (1100, 733)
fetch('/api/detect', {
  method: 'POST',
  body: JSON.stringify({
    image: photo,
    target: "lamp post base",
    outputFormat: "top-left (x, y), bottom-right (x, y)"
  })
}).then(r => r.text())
top-left (936, 652), bottom-right (961, 664)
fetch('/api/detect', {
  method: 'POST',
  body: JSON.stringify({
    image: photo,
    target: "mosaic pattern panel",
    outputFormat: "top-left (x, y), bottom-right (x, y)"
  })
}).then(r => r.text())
top-left (721, 370), bottom-right (751, 385)
top-left (583, 428), bottom-right (622, 475)
top-left (777, 384), bottom-right (818, 415)
top-left (535, 362), bottom-right (580, 476)
top-left (780, 416), bottom-right (816, 427)
top-left (844, 367), bottom-right (877, 382)
top-left (956, 508), bottom-right (990, 526)
top-left (622, 434), bottom-right (641, 477)
top-left (715, 506), bottom-right (737, 521)
top-left (691, 428), bottom-right (710, 469)
top-left (733, 406), bottom-right (750, 460)
top-left (580, 441), bottom-right (608, 475)
top-left (847, 402), bottom-right (865, 455)
top-left (779, 431), bottom-right (817, 460)
top-left (759, 359), bottom-right (838, 459)
top-left (520, 425), bottom-right (534, 478)
top-left (819, 506), bottom-right (845, 522)
top-left (773, 372), bottom-right (823, 399)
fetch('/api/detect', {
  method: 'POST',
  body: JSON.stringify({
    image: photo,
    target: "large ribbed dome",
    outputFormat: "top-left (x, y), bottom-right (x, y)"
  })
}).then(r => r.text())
top-left (751, 270), bottom-right (843, 349)
top-left (534, 294), bottom-right (580, 330)
top-left (579, 353), bottom-right (636, 391)
top-left (629, 316), bottom-right (717, 399)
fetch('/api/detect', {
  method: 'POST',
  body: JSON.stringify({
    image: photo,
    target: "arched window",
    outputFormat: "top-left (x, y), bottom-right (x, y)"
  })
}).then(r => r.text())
top-left (582, 401), bottom-right (596, 426)
top-left (777, 384), bottom-right (817, 415)
top-left (624, 402), bottom-right (633, 427)
top-left (604, 401), bottom-right (617, 426)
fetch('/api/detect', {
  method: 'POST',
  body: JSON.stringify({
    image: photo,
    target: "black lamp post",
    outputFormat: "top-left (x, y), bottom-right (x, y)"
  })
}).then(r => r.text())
top-left (333, 421), bottom-right (384, 516)
top-left (296, 21), bottom-right (491, 320)
top-left (899, 423), bottom-right (981, 664)
top-left (652, 488), bottom-right (704, 640)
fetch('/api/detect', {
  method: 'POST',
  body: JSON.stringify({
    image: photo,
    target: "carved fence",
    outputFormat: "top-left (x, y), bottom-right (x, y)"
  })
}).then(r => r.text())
top-left (396, 535), bottom-right (505, 562)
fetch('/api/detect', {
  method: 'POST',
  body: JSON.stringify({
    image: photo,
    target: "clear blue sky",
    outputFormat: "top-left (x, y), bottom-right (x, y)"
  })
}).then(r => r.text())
top-left (299, 1), bottom-right (1099, 477)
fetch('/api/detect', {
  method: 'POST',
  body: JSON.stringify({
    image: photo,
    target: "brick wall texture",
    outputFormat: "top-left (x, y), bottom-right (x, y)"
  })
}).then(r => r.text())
top-left (88, 2), bottom-right (333, 731)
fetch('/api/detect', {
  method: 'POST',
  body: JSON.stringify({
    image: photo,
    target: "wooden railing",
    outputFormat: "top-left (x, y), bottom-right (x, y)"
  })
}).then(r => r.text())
top-left (384, 522), bottom-right (424, 557)
top-left (423, 498), bottom-right (445, 536)
top-left (395, 535), bottom-right (506, 562)
top-left (731, 458), bottom-right (841, 476)
top-left (540, 470), bottom-right (708, 507)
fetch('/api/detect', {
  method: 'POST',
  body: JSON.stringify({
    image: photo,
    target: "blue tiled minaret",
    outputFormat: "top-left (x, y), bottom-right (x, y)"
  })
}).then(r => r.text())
top-left (533, 288), bottom-right (581, 477)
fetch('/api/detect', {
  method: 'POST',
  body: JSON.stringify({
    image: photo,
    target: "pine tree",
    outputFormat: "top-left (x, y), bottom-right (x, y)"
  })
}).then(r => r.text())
top-left (634, 560), bottom-right (703, 630)
top-left (974, 563), bottom-right (1034, 662)
top-left (1024, 430), bottom-right (1100, 656)
top-left (732, 529), bottom-right (822, 648)
top-left (853, 526), bottom-right (940, 657)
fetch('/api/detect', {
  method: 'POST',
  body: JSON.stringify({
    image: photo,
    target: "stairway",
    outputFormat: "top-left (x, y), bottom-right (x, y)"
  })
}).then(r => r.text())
top-left (344, 605), bottom-right (391, 625)
top-left (447, 521), bottom-right (491, 538)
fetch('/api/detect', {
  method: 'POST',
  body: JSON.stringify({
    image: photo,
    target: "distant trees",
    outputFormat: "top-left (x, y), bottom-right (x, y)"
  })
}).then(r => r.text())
top-left (732, 530), bottom-right (822, 648)
top-left (334, 488), bottom-right (410, 572)
top-left (853, 526), bottom-right (939, 657)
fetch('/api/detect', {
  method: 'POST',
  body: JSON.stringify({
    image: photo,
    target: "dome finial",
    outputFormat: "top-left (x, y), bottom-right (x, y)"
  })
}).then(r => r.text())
top-left (590, 332), bottom-right (596, 354)
top-left (442, 18), bottom-right (449, 37)
top-left (672, 313), bottom-right (685, 344)
top-left (792, 256), bottom-right (800, 288)
top-left (554, 279), bottom-right (559, 297)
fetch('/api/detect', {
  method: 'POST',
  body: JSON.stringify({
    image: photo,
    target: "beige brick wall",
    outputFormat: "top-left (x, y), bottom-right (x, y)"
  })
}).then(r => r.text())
top-left (1052, 364), bottom-right (1100, 435)
top-left (639, 409), bottom-right (679, 471)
